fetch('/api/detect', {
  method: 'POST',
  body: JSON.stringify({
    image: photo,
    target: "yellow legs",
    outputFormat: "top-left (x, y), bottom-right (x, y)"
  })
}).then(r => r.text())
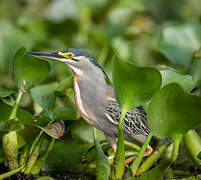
top-left (125, 145), bottom-right (153, 167)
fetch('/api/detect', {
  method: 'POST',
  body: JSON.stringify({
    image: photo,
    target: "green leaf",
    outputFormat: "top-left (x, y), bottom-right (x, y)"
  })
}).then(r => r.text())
top-left (24, 139), bottom-right (41, 174)
top-left (53, 107), bottom-right (76, 121)
top-left (0, 102), bottom-right (33, 125)
top-left (31, 138), bottom-right (55, 175)
top-left (137, 160), bottom-right (169, 180)
top-left (46, 140), bottom-right (92, 172)
top-left (190, 57), bottom-right (201, 86)
top-left (37, 121), bottom-right (65, 139)
top-left (137, 142), bottom-right (169, 174)
top-left (13, 47), bottom-right (51, 87)
top-left (113, 57), bottom-right (162, 110)
top-left (160, 70), bottom-right (195, 91)
top-left (111, 57), bottom-right (161, 179)
top-left (156, 23), bottom-right (201, 67)
top-left (148, 83), bottom-right (201, 139)
top-left (55, 76), bottom-right (73, 92)
top-left (130, 133), bottom-right (153, 176)
top-left (198, 152), bottom-right (201, 160)
top-left (0, 20), bottom-right (32, 72)
top-left (93, 129), bottom-right (110, 180)
top-left (95, 144), bottom-right (110, 179)
top-left (70, 119), bottom-right (105, 144)
top-left (30, 82), bottom-right (58, 110)
top-left (0, 88), bottom-right (13, 97)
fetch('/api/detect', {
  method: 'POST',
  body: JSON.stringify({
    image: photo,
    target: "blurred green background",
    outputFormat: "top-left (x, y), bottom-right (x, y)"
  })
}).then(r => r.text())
top-left (0, 0), bottom-right (201, 90)
top-left (0, 0), bottom-right (201, 179)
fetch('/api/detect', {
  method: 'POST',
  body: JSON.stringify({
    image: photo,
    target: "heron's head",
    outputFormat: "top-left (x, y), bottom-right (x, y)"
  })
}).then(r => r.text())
top-left (26, 48), bottom-right (109, 79)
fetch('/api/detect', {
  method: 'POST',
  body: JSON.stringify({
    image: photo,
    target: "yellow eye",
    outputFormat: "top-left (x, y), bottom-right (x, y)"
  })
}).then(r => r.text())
top-left (58, 52), bottom-right (75, 59)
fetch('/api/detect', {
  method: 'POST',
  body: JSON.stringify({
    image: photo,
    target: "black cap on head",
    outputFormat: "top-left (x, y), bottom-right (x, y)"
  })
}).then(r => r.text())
top-left (63, 48), bottom-right (109, 80)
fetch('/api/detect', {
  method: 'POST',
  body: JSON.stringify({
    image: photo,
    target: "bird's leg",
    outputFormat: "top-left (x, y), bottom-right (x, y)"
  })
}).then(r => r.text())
top-left (105, 134), bottom-right (117, 152)
top-left (125, 145), bottom-right (153, 167)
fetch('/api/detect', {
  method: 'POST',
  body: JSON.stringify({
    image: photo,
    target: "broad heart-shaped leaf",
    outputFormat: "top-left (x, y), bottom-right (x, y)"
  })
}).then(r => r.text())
top-left (160, 70), bottom-right (195, 92)
top-left (156, 23), bottom-right (201, 67)
top-left (30, 82), bottom-right (58, 110)
top-left (111, 57), bottom-right (161, 179)
top-left (148, 83), bottom-right (201, 139)
top-left (13, 47), bottom-right (51, 87)
top-left (113, 57), bottom-right (162, 110)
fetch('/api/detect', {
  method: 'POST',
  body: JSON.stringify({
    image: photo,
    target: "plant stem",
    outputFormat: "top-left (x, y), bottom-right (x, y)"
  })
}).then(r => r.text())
top-left (137, 142), bottom-right (169, 174)
top-left (19, 145), bottom-right (29, 167)
top-left (29, 119), bottom-right (54, 155)
top-left (0, 166), bottom-right (24, 180)
top-left (9, 90), bottom-right (23, 120)
top-left (31, 137), bottom-right (55, 175)
top-left (184, 130), bottom-right (201, 169)
top-left (93, 128), bottom-right (110, 180)
top-left (124, 140), bottom-right (140, 151)
top-left (24, 139), bottom-right (41, 174)
top-left (44, 137), bottom-right (55, 159)
top-left (170, 134), bottom-right (182, 163)
top-left (130, 132), bottom-right (153, 177)
top-left (110, 109), bottom-right (126, 180)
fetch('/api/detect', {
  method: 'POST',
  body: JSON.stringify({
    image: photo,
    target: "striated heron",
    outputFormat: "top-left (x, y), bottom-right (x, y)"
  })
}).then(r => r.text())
top-left (26, 48), bottom-right (153, 165)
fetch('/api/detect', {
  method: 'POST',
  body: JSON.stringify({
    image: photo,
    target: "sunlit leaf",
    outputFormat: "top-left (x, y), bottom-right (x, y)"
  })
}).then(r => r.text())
top-left (148, 83), bottom-right (201, 139)
top-left (13, 47), bottom-right (51, 87)
top-left (111, 56), bottom-right (161, 179)
top-left (30, 82), bottom-right (57, 110)
top-left (113, 56), bottom-right (162, 110)
top-left (156, 23), bottom-right (201, 67)
top-left (160, 70), bottom-right (195, 91)
top-left (37, 121), bottom-right (65, 139)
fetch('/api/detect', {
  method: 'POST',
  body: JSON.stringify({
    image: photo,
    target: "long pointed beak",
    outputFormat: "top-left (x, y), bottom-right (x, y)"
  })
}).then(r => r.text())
top-left (26, 51), bottom-right (64, 60)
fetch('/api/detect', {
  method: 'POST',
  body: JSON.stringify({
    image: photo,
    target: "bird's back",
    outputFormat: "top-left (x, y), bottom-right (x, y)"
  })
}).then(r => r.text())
top-left (104, 97), bottom-right (150, 142)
